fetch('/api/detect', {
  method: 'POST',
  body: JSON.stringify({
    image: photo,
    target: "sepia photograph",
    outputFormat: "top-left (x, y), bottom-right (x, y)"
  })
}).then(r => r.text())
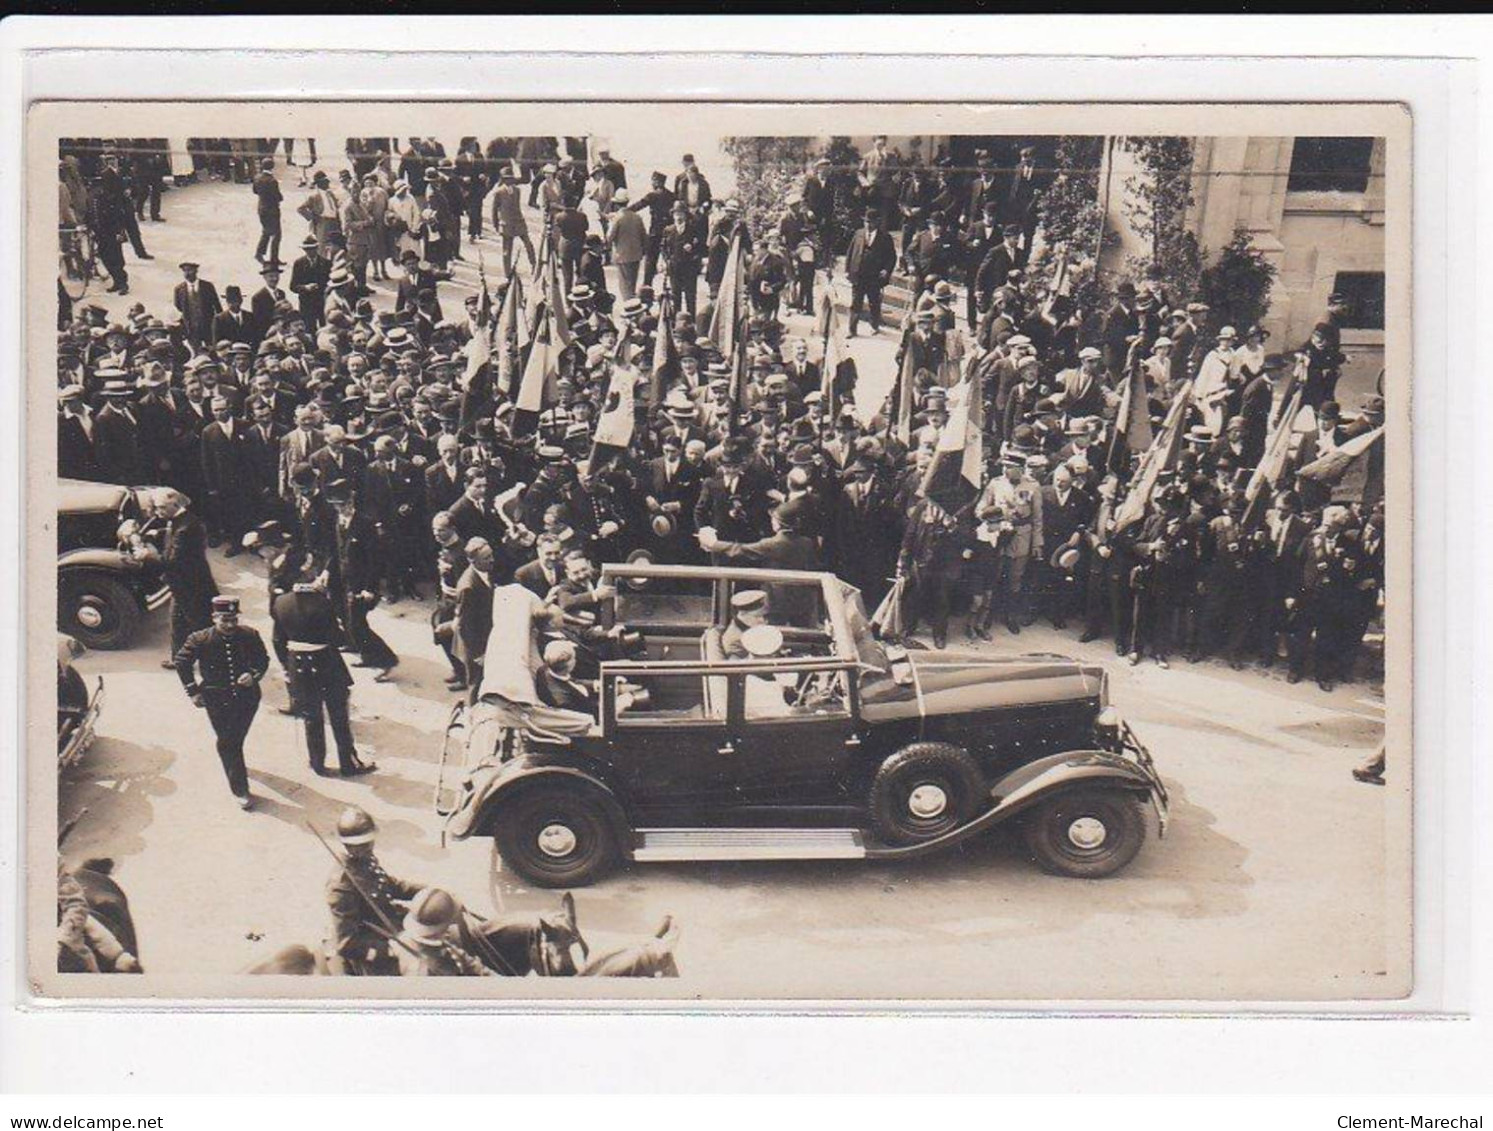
top-left (24, 99), bottom-right (1411, 1003)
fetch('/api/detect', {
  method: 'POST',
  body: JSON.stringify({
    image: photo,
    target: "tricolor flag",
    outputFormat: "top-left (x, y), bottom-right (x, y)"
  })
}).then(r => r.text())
top-left (515, 299), bottom-right (560, 429)
top-left (546, 250), bottom-right (573, 351)
top-left (590, 363), bottom-right (641, 470)
top-left (1113, 380), bottom-right (1193, 532)
top-left (919, 360), bottom-right (985, 512)
top-left (707, 227), bottom-right (745, 358)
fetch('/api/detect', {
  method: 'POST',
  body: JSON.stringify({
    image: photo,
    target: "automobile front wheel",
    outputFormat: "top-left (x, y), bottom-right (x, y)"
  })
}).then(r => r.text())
top-left (58, 572), bottom-right (141, 651)
top-left (1022, 788), bottom-right (1147, 879)
top-left (492, 784), bottom-right (620, 889)
top-left (868, 742), bottom-right (984, 846)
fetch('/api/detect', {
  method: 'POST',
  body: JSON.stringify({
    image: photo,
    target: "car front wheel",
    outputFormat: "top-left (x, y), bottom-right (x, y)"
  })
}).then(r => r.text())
top-left (868, 742), bottom-right (984, 846)
top-left (1022, 788), bottom-right (1147, 878)
top-left (492, 784), bottom-right (620, 889)
top-left (58, 572), bottom-right (141, 651)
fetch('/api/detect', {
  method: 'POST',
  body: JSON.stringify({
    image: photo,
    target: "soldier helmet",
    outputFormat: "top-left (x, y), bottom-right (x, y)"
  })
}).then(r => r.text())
top-left (403, 887), bottom-right (460, 943)
top-left (336, 806), bottom-right (377, 846)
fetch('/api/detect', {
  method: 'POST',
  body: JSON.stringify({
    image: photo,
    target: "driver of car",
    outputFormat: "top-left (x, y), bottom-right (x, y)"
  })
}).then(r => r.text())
top-left (721, 589), bottom-right (768, 659)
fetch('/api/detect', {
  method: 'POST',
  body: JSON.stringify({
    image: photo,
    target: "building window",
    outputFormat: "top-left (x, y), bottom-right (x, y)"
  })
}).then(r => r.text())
top-left (1333, 272), bottom-right (1385, 331)
top-left (1287, 137), bottom-right (1376, 194)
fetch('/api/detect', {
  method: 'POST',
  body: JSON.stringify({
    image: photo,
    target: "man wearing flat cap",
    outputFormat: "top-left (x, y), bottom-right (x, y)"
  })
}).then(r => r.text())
top-left (173, 595), bottom-right (269, 810)
top-left (173, 261), bottom-right (222, 349)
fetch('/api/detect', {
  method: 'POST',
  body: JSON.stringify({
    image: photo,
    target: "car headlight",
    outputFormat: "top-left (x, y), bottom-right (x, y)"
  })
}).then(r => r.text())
top-left (1094, 707), bottom-right (1122, 746)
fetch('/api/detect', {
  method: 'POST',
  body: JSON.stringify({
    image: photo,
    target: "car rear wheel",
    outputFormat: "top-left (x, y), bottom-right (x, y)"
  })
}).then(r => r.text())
top-left (868, 742), bottom-right (984, 846)
top-left (58, 572), bottom-right (141, 651)
top-left (492, 784), bottom-right (620, 889)
top-left (1022, 788), bottom-right (1147, 878)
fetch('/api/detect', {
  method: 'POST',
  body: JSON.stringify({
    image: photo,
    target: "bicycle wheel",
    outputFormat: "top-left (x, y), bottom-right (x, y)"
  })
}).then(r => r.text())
top-left (58, 229), bottom-right (91, 301)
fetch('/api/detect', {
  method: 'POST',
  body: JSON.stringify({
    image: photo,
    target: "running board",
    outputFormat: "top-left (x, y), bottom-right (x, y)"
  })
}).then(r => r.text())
top-left (632, 827), bottom-right (867, 862)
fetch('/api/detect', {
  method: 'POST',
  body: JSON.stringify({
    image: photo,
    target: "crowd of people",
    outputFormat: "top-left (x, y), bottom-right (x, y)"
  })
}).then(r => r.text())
top-left (55, 134), bottom-right (1388, 809)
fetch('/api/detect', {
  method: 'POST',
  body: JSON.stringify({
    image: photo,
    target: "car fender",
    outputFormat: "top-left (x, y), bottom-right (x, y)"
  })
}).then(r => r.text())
top-left (466, 755), bottom-right (631, 842)
top-left (863, 749), bottom-right (1157, 862)
top-left (58, 547), bottom-right (140, 575)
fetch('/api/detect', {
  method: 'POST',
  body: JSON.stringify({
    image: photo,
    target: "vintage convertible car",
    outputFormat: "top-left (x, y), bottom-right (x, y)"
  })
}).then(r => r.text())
top-left (438, 563), bottom-right (1168, 888)
top-left (58, 479), bottom-right (171, 650)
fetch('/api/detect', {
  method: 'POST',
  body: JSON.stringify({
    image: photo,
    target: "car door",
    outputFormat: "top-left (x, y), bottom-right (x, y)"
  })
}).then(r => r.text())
top-left (722, 665), bottom-right (861, 809)
top-left (600, 669), bottom-right (734, 819)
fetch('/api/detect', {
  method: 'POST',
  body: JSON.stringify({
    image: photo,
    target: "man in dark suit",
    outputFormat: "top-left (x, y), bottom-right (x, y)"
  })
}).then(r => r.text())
top-left (242, 397), bottom-right (286, 526)
top-left (310, 425), bottom-right (367, 497)
top-left (92, 380), bottom-right (148, 485)
top-left (673, 155), bottom-right (712, 222)
top-left (513, 535), bottom-right (566, 599)
top-left (173, 262), bottom-right (222, 349)
top-left (976, 224), bottom-right (1023, 305)
top-left (694, 438), bottom-right (771, 549)
top-left (961, 200), bottom-right (1002, 332)
top-left (1038, 464), bottom-right (1095, 629)
top-left (250, 263), bottom-right (287, 348)
top-left (288, 235), bottom-right (329, 331)
top-left (844, 207), bottom-right (896, 337)
top-left (1237, 352), bottom-right (1281, 467)
top-left (212, 287), bottom-right (254, 346)
top-left (200, 395), bottom-right (251, 555)
top-left (453, 538), bottom-right (498, 696)
top-left (1000, 145), bottom-right (1048, 265)
top-left (660, 202), bottom-right (703, 319)
top-left (58, 386), bottom-right (101, 481)
top-left (535, 639), bottom-right (597, 715)
top-left (446, 466), bottom-right (505, 552)
top-left (1101, 282), bottom-right (1140, 380)
top-left (423, 434), bottom-right (467, 517)
top-left (964, 156), bottom-right (1001, 229)
top-left (362, 436), bottom-right (424, 601)
top-left (173, 595), bottom-right (269, 809)
top-left (252, 156), bottom-right (283, 265)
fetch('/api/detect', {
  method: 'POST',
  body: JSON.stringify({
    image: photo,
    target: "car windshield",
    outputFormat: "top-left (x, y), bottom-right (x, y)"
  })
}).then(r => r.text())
top-left (837, 582), bottom-right (889, 673)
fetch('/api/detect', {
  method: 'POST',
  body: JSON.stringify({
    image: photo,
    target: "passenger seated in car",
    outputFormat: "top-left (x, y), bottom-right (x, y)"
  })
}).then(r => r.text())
top-left (720, 589), bottom-right (768, 658)
top-left (535, 640), bottom-right (598, 716)
top-left (740, 625), bottom-right (798, 718)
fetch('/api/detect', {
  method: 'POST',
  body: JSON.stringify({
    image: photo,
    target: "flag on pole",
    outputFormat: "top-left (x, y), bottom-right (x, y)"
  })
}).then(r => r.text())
top-left (891, 338), bottom-right (918, 445)
top-left (814, 286), bottom-right (854, 418)
top-left (1241, 387), bottom-right (1304, 528)
top-left (1297, 425), bottom-right (1384, 502)
top-left (590, 362), bottom-right (641, 469)
top-left (1113, 380), bottom-right (1193, 532)
top-left (727, 307), bottom-right (751, 431)
top-left (707, 228), bottom-right (745, 358)
top-left (526, 228), bottom-right (551, 326)
top-left (515, 300), bottom-right (560, 427)
top-left (919, 361), bottom-right (985, 512)
top-left (1107, 369), bottom-right (1154, 473)
top-left (494, 274), bottom-right (524, 395)
top-left (649, 291), bottom-right (679, 404)
top-left (546, 250), bottom-right (573, 350)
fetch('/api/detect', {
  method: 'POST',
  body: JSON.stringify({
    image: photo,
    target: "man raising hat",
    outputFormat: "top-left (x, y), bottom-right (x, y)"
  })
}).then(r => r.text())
top-left (173, 595), bottom-right (269, 810)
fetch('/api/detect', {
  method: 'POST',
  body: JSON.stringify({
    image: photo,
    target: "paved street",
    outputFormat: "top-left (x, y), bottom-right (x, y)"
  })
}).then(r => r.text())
top-left (56, 156), bottom-right (1397, 1000)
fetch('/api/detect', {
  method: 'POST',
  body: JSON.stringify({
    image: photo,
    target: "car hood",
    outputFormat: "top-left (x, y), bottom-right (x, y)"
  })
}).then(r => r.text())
top-left (863, 648), bottom-right (1105, 719)
top-left (58, 479), bottom-right (131, 515)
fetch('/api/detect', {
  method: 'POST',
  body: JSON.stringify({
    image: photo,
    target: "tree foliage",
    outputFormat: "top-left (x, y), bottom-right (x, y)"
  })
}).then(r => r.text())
top-left (819, 135), bottom-right (864, 257)
top-left (1030, 135), bottom-right (1112, 315)
top-left (720, 136), bottom-right (814, 242)
top-left (1197, 230), bottom-right (1278, 332)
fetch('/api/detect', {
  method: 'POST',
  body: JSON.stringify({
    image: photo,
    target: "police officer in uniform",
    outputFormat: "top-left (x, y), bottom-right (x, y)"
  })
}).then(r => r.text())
top-left (326, 806), bottom-right (424, 976)
top-left (173, 595), bottom-right (269, 810)
top-left (270, 555), bottom-right (376, 778)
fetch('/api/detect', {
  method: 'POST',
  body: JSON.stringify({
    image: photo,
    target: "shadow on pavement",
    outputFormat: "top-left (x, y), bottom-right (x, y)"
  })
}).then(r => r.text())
top-left (59, 737), bottom-right (178, 862)
top-left (247, 768), bottom-right (445, 862)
